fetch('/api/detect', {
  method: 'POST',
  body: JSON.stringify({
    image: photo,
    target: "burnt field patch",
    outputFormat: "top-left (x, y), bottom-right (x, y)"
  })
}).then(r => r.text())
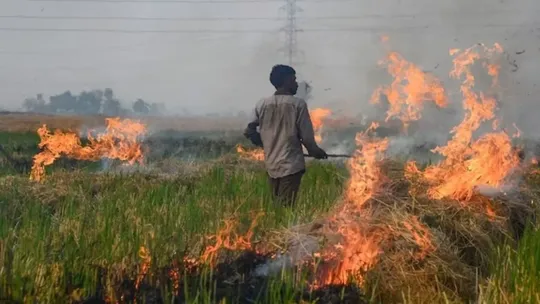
top-left (75, 251), bottom-right (365, 304)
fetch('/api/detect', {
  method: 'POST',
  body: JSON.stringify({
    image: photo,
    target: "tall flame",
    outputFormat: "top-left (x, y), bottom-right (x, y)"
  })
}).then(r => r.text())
top-left (30, 117), bottom-right (146, 182)
top-left (315, 123), bottom-right (389, 285)
top-left (345, 123), bottom-right (389, 207)
top-left (314, 47), bottom-right (459, 287)
top-left (409, 43), bottom-right (520, 202)
top-left (371, 51), bottom-right (448, 132)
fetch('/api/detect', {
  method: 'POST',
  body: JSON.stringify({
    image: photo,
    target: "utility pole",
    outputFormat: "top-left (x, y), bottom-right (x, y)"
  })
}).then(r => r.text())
top-left (280, 0), bottom-right (302, 66)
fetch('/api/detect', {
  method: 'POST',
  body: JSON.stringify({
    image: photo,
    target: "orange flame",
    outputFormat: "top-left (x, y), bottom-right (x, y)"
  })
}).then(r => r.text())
top-left (236, 144), bottom-right (264, 161)
top-left (135, 246), bottom-right (151, 291)
top-left (30, 117), bottom-right (146, 182)
top-left (169, 267), bottom-right (180, 295)
top-left (201, 213), bottom-right (263, 266)
top-left (345, 122), bottom-right (389, 206)
top-left (411, 43), bottom-right (520, 202)
top-left (315, 123), bottom-right (389, 285)
top-left (402, 216), bottom-right (436, 260)
top-left (371, 51), bottom-right (447, 132)
top-left (310, 108), bottom-right (332, 144)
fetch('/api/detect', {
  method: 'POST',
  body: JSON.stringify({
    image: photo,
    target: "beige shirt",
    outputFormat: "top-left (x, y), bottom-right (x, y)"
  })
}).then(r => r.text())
top-left (244, 95), bottom-right (320, 178)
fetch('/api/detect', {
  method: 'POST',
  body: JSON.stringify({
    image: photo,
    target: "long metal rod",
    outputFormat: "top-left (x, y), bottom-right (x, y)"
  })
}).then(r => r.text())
top-left (303, 153), bottom-right (352, 158)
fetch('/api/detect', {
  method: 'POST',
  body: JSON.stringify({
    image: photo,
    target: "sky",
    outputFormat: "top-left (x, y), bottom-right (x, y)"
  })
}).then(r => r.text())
top-left (0, 0), bottom-right (539, 122)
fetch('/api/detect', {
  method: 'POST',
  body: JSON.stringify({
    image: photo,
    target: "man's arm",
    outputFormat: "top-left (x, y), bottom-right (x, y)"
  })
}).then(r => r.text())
top-left (243, 106), bottom-right (263, 147)
top-left (296, 100), bottom-right (326, 158)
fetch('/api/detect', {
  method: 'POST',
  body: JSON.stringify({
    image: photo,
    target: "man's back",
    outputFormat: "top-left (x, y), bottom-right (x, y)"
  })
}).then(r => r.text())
top-left (254, 95), bottom-right (317, 178)
top-left (243, 64), bottom-right (327, 205)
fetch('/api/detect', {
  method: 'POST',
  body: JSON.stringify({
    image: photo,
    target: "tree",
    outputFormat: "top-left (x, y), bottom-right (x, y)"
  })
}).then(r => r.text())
top-left (77, 90), bottom-right (102, 114)
top-left (149, 102), bottom-right (165, 115)
top-left (22, 97), bottom-right (37, 112)
top-left (104, 88), bottom-right (114, 101)
top-left (132, 99), bottom-right (150, 115)
top-left (102, 99), bottom-right (122, 116)
top-left (22, 94), bottom-right (49, 113)
top-left (49, 91), bottom-right (77, 113)
top-left (101, 88), bottom-right (122, 116)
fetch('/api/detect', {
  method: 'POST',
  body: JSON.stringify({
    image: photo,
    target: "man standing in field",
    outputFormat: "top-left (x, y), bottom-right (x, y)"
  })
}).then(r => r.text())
top-left (243, 64), bottom-right (328, 206)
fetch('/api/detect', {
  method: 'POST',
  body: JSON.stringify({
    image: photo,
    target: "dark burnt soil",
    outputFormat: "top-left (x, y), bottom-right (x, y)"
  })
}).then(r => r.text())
top-left (78, 251), bottom-right (366, 304)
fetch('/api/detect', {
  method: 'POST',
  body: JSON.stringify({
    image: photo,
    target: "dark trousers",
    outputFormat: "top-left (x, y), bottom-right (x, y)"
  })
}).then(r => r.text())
top-left (267, 170), bottom-right (304, 206)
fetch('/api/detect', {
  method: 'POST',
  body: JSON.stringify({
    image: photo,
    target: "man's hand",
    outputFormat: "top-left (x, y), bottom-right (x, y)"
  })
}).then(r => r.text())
top-left (312, 147), bottom-right (328, 160)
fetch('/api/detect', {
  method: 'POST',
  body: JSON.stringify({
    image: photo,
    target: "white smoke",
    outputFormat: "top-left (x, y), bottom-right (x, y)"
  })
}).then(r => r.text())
top-left (255, 234), bottom-right (321, 277)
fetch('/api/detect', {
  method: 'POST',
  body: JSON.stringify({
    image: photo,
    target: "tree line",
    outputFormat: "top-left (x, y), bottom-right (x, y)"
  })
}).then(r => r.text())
top-left (22, 88), bottom-right (165, 116)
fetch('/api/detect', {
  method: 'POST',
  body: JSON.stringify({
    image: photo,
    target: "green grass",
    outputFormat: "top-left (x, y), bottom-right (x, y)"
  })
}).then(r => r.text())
top-left (480, 225), bottom-right (540, 304)
top-left (2, 130), bottom-right (540, 303)
top-left (0, 157), bottom-right (346, 303)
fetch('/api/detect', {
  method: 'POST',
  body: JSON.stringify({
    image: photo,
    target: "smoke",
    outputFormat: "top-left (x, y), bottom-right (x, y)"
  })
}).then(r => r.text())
top-left (474, 184), bottom-right (515, 198)
top-left (255, 234), bottom-right (320, 277)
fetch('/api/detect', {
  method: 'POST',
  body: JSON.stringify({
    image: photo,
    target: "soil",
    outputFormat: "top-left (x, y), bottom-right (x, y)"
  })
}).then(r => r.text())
top-left (77, 250), bottom-right (366, 304)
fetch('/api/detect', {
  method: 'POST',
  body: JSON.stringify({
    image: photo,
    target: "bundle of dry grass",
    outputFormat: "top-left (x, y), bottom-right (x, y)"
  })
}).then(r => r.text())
top-left (263, 160), bottom-right (537, 304)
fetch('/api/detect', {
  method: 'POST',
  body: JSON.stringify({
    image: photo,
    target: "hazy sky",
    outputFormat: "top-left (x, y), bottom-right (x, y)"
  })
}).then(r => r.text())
top-left (1, 0), bottom-right (539, 119)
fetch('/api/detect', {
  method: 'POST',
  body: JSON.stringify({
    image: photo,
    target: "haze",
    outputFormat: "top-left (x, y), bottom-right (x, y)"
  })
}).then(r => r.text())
top-left (1, 0), bottom-right (538, 125)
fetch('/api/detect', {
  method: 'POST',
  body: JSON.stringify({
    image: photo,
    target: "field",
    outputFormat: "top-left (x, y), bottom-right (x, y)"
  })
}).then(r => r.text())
top-left (2, 43), bottom-right (540, 303)
top-left (0, 114), bottom-right (354, 303)
top-left (0, 111), bottom-right (538, 304)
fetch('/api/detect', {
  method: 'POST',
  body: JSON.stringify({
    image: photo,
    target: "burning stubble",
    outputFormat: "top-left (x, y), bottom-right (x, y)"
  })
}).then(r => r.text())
top-left (407, 43), bottom-right (521, 204)
top-left (17, 40), bottom-right (536, 302)
top-left (30, 117), bottom-right (146, 182)
top-left (252, 41), bottom-right (524, 292)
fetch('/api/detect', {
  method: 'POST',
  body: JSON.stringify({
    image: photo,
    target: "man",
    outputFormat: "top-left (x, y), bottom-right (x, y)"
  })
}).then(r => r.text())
top-left (243, 64), bottom-right (328, 206)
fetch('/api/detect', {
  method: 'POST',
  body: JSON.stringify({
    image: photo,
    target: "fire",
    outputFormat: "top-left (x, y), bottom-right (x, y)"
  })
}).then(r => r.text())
top-left (236, 144), bottom-right (264, 161)
top-left (201, 213), bottom-right (263, 266)
top-left (30, 117), bottom-right (146, 182)
top-left (402, 216), bottom-right (436, 260)
top-left (310, 107), bottom-right (332, 144)
top-left (314, 123), bottom-right (389, 285)
top-left (409, 43), bottom-right (520, 202)
top-left (231, 42), bottom-right (520, 293)
top-left (345, 122), bottom-right (388, 206)
top-left (135, 246), bottom-right (151, 290)
top-left (370, 51), bottom-right (448, 132)
top-left (168, 267), bottom-right (180, 295)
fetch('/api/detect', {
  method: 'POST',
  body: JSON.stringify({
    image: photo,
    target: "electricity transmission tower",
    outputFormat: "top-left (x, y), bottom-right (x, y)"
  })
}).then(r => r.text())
top-left (279, 0), bottom-right (312, 100)
top-left (279, 0), bottom-right (303, 66)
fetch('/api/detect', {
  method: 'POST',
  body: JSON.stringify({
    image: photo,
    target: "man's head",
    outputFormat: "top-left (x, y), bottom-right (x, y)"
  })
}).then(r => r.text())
top-left (269, 64), bottom-right (298, 95)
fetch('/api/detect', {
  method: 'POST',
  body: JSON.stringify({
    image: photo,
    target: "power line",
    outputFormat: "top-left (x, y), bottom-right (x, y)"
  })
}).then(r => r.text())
top-left (29, 0), bottom-right (281, 2)
top-left (28, 0), bottom-right (345, 3)
top-left (0, 27), bottom-right (276, 33)
top-left (0, 15), bottom-right (281, 21)
top-left (0, 24), bottom-right (528, 34)
top-left (0, 15), bottom-right (383, 21)
top-left (0, 26), bottom-right (410, 35)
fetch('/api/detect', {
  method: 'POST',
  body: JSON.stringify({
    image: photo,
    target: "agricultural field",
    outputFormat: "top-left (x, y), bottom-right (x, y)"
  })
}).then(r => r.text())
top-left (2, 42), bottom-right (540, 304)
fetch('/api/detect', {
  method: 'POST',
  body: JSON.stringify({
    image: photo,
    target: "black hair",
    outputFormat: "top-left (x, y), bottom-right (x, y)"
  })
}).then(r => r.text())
top-left (269, 64), bottom-right (296, 89)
